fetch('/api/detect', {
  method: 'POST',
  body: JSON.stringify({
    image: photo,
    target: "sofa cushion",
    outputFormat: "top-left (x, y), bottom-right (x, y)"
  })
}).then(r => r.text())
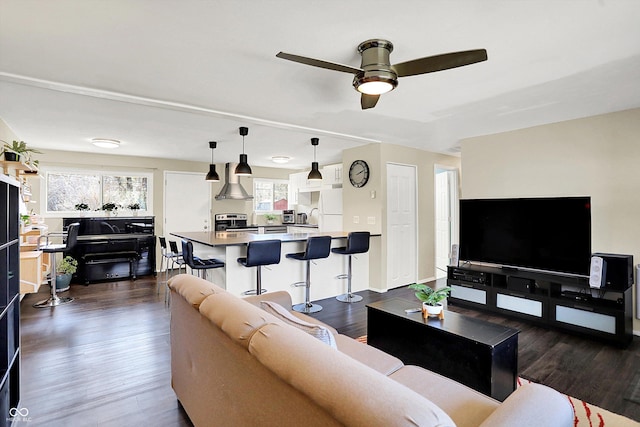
top-left (200, 291), bottom-right (279, 349)
top-left (168, 273), bottom-right (224, 309)
top-left (260, 301), bottom-right (337, 348)
top-left (249, 322), bottom-right (456, 427)
top-left (333, 335), bottom-right (404, 376)
top-left (391, 365), bottom-right (499, 427)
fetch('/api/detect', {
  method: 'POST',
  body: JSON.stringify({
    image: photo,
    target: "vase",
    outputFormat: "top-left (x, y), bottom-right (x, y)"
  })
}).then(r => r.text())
top-left (4, 152), bottom-right (19, 162)
top-left (55, 273), bottom-right (72, 291)
top-left (422, 302), bottom-right (443, 317)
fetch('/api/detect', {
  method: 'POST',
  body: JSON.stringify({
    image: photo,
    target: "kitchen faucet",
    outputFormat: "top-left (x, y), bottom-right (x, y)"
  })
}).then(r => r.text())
top-left (308, 207), bottom-right (319, 223)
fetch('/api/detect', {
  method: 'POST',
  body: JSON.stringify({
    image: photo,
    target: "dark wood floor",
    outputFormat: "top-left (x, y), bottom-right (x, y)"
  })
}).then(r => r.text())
top-left (19, 275), bottom-right (640, 425)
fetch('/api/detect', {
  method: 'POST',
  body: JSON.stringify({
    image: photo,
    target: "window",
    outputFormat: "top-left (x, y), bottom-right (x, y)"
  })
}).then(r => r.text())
top-left (253, 179), bottom-right (288, 213)
top-left (44, 168), bottom-right (152, 214)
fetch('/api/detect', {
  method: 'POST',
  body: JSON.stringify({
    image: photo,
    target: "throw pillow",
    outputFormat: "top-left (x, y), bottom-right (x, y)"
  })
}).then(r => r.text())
top-left (260, 301), bottom-right (337, 349)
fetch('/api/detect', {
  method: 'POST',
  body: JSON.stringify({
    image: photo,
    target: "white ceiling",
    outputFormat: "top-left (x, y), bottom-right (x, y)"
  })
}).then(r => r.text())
top-left (1, 0), bottom-right (640, 170)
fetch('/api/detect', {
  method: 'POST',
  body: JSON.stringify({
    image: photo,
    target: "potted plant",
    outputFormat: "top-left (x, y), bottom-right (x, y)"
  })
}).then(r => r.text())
top-left (264, 213), bottom-right (277, 224)
top-left (127, 203), bottom-right (140, 216)
top-left (408, 283), bottom-right (451, 317)
top-left (99, 202), bottom-right (118, 216)
top-left (75, 203), bottom-right (90, 216)
top-left (56, 256), bottom-right (78, 291)
top-left (1, 140), bottom-right (42, 167)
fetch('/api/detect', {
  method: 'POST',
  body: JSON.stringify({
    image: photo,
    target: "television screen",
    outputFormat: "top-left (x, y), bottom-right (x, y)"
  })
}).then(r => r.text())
top-left (459, 197), bottom-right (591, 276)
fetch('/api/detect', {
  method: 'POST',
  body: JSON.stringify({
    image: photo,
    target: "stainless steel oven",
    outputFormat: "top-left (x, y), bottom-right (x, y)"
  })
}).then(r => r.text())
top-left (214, 213), bottom-right (248, 231)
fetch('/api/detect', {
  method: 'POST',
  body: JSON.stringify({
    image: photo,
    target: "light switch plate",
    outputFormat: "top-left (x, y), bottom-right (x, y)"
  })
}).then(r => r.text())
top-left (353, 216), bottom-right (360, 224)
top-left (367, 216), bottom-right (375, 224)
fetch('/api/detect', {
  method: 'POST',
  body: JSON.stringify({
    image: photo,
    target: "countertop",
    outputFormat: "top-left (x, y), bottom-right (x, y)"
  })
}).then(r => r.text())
top-left (171, 230), bottom-right (371, 247)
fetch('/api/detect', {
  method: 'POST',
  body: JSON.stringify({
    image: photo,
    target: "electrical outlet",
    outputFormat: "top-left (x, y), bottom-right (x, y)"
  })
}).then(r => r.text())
top-left (367, 216), bottom-right (375, 225)
top-left (353, 216), bottom-right (360, 224)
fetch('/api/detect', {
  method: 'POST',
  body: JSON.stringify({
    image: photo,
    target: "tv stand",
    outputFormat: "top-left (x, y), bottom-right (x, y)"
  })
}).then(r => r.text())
top-left (447, 265), bottom-right (633, 347)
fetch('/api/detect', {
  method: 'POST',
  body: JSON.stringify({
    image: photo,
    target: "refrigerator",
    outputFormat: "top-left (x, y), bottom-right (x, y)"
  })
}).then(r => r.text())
top-left (318, 188), bottom-right (343, 231)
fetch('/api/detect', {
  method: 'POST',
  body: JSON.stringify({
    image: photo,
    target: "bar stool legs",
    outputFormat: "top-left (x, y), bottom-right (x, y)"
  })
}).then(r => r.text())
top-left (335, 255), bottom-right (363, 303)
top-left (292, 260), bottom-right (323, 313)
top-left (33, 252), bottom-right (74, 308)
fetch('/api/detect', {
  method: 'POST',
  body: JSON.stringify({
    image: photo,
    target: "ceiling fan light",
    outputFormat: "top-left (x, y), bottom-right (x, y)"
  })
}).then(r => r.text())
top-left (205, 164), bottom-right (220, 182)
top-left (235, 154), bottom-right (252, 176)
top-left (91, 138), bottom-right (120, 149)
top-left (308, 162), bottom-right (323, 181)
top-left (355, 79), bottom-right (395, 95)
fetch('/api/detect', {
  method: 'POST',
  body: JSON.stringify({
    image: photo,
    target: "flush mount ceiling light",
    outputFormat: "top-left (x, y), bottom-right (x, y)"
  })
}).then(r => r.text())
top-left (307, 137), bottom-right (322, 181)
top-left (205, 141), bottom-right (220, 182)
top-left (91, 138), bottom-right (120, 149)
top-left (271, 156), bottom-right (291, 164)
top-left (235, 126), bottom-right (252, 176)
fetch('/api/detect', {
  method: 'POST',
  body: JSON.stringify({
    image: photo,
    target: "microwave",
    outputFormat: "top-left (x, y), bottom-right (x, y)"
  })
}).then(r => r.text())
top-left (282, 210), bottom-right (295, 224)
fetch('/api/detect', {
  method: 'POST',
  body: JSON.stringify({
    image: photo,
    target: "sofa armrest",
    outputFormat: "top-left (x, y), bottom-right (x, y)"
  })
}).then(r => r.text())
top-left (243, 290), bottom-right (293, 309)
top-left (479, 383), bottom-right (574, 427)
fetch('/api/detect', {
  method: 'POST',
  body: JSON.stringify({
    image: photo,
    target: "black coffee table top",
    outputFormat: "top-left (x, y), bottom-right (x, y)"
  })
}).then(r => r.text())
top-left (367, 298), bottom-right (519, 347)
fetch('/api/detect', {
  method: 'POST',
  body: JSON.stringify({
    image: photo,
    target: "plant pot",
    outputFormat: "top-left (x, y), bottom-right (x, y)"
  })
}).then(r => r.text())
top-left (422, 302), bottom-right (443, 317)
top-left (132, 210), bottom-right (138, 217)
top-left (4, 152), bottom-right (19, 162)
top-left (55, 273), bottom-right (72, 291)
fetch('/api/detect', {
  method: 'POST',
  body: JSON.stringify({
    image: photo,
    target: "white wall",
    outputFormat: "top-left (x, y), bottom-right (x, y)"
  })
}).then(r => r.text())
top-left (461, 107), bottom-right (640, 330)
top-left (343, 142), bottom-right (461, 291)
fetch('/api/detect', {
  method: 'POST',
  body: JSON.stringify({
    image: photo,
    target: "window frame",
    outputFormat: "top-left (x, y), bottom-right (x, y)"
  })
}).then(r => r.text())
top-left (253, 178), bottom-right (289, 214)
top-left (41, 166), bottom-right (154, 217)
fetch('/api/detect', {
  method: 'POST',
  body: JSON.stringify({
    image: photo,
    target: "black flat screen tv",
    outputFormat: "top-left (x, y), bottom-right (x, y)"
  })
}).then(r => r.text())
top-left (459, 196), bottom-right (591, 276)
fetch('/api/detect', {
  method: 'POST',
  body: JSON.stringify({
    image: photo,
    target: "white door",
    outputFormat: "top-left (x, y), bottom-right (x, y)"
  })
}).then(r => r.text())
top-left (435, 167), bottom-right (459, 278)
top-left (164, 171), bottom-right (211, 240)
top-left (386, 163), bottom-right (417, 289)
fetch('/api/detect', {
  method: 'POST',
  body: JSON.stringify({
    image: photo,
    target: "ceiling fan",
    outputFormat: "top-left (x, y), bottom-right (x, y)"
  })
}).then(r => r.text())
top-left (276, 39), bottom-right (487, 110)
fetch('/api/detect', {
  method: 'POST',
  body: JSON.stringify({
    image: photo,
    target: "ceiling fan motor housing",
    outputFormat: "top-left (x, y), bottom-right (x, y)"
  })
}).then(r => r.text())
top-left (353, 39), bottom-right (398, 94)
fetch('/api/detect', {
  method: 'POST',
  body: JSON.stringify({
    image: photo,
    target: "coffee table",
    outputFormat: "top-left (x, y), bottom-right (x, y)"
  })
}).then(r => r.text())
top-left (367, 298), bottom-right (519, 401)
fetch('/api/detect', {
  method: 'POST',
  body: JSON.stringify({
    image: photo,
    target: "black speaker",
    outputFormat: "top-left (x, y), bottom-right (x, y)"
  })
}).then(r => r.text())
top-left (507, 276), bottom-right (535, 293)
top-left (592, 253), bottom-right (634, 290)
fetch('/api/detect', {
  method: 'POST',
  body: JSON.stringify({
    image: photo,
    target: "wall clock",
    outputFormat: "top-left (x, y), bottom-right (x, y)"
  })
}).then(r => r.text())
top-left (348, 160), bottom-right (370, 188)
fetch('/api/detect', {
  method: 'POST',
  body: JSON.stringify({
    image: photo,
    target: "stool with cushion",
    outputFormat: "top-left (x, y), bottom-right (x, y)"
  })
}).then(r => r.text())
top-left (286, 235), bottom-right (332, 313)
top-left (34, 222), bottom-right (80, 308)
top-left (237, 239), bottom-right (281, 295)
top-left (181, 240), bottom-right (225, 281)
top-left (332, 231), bottom-right (370, 303)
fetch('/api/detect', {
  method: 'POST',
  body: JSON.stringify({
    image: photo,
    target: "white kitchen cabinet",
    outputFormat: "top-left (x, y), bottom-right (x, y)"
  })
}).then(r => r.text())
top-left (322, 163), bottom-right (343, 186)
top-left (291, 171), bottom-right (321, 195)
top-left (288, 172), bottom-right (299, 205)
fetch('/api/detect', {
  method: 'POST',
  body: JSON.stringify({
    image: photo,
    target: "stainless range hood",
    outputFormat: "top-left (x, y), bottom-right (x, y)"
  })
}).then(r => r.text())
top-left (215, 163), bottom-right (253, 200)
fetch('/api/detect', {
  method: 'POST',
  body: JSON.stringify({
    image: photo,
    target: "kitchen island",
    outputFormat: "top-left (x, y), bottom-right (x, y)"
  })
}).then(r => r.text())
top-left (171, 230), bottom-right (375, 304)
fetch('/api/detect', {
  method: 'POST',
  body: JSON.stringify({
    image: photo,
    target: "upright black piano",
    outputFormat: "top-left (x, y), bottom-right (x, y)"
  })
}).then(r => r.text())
top-left (63, 216), bottom-right (156, 284)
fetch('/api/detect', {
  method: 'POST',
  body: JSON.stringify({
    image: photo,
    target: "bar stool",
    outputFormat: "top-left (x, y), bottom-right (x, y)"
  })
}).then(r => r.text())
top-left (237, 240), bottom-right (281, 295)
top-left (181, 240), bottom-right (225, 280)
top-left (157, 236), bottom-right (172, 294)
top-left (286, 236), bottom-right (332, 313)
top-left (332, 231), bottom-right (370, 303)
top-left (34, 223), bottom-right (80, 308)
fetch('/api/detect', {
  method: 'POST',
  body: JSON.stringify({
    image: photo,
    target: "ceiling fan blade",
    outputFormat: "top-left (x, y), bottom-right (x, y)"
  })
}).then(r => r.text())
top-left (361, 94), bottom-right (380, 110)
top-left (276, 52), bottom-right (362, 75)
top-left (393, 49), bottom-right (487, 78)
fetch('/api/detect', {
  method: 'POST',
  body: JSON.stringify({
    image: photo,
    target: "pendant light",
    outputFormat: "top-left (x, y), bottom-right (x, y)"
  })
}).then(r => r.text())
top-left (235, 126), bottom-right (252, 176)
top-left (307, 137), bottom-right (323, 181)
top-left (205, 141), bottom-right (220, 182)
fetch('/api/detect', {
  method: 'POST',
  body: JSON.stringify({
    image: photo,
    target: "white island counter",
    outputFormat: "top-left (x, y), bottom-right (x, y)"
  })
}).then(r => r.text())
top-left (171, 230), bottom-right (377, 305)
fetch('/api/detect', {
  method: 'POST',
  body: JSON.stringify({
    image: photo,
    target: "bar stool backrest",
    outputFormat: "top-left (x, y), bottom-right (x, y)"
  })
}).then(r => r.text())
top-left (346, 231), bottom-right (370, 254)
top-left (64, 223), bottom-right (80, 251)
top-left (245, 240), bottom-right (281, 267)
top-left (169, 240), bottom-right (181, 257)
top-left (159, 236), bottom-right (167, 250)
top-left (303, 236), bottom-right (332, 260)
top-left (181, 240), bottom-right (196, 268)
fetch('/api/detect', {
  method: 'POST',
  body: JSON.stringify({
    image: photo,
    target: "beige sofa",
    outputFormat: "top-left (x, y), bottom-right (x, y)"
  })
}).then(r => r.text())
top-left (169, 274), bottom-right (573, 427)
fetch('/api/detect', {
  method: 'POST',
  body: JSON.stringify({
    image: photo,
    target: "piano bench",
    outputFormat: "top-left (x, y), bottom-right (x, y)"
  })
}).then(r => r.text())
top-left (82, 251), bottom-right (140, 283)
